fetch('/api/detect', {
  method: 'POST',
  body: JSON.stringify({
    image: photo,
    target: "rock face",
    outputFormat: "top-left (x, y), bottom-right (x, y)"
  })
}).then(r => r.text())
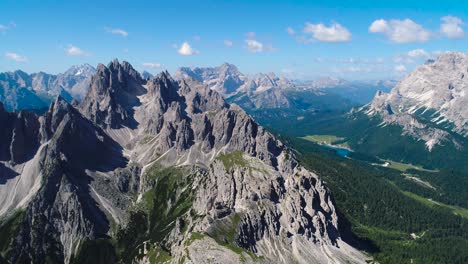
top-left (0, 60), bottom-right (366, 264)
top-left (0, 64), bottom-right (95, 111)
top-left (365, 52), bottom-right (468, 150)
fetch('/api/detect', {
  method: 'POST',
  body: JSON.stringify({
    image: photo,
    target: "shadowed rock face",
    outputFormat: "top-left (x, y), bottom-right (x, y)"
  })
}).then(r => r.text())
top-left (0, 60), bottom-right (365, 264)
top-left (0, 102), bottom-right (41, 164)
top-left (5, 97), bottom-right (127, 264)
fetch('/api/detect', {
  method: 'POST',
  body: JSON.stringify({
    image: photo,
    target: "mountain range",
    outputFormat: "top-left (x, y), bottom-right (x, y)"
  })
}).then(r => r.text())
top-left (0, 60), bottom-right (366, 263)
top-left (0, 64), bottom-right (95, 111)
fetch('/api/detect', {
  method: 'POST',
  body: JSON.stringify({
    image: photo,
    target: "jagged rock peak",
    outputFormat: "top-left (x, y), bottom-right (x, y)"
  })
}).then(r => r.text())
top-left (146, 70), bottom-right (180, 100)
top-left (80, 60), bottom-right (146, 129)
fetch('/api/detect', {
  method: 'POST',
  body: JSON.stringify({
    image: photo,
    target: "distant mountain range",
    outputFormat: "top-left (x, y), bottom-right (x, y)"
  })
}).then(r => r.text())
top-left (175, 63), bottom-right (396, 110)
top-left (1, 62), bottom-right (395, 114)
top-left (0, 64), bottom-right (95, 111)
top-left (295, 78), bottom-right (397, 104)
top-left (175, 63), bottom-right (294, 97)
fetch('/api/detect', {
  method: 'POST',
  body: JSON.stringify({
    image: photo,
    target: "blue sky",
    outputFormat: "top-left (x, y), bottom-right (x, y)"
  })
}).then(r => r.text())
top-left (1, 0), bottom-right (467, 80)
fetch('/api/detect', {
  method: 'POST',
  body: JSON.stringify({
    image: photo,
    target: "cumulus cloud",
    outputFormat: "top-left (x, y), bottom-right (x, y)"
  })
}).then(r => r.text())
top-left (302, 22), bottom-right (352, 42)
top-left (394, 49), bottom-right (439, 64)
top-left (407, 49), bottom-right (429, 58)
top-left (440, 16), bottom-right (464, 39)
top-left (65, 45), bottom-right (88, 56)
top-left (105, 27), bottom-right (128, 37)
top-left (0, 24), bottom-right (8, 33)
top-left (331, 66), bottom-right (372, 73)
top-left (286, 27), bottom-right (295, 35)
top-left (0, 22), bottom-right (15, 33)
top-left (264, 44), bottom-right (277, 52)
top-left (177, 42), bottom-right (199, 55)
top-left (369, 19), bottom-right (431, 43)
top-left (142, 62), bottom-right (162, 68)
top-left (245, 32), bottom-right (256, 39)
top-left (245, 39), bottom-right (263, 53)
top-left (394, 64), bottom-right (407, 72)
top-left (314, 57), bottom-right (385, 65)
top-left (5, 52), bottom-right (27, 62)
top-left (224, 39), bottom-right (233, 47)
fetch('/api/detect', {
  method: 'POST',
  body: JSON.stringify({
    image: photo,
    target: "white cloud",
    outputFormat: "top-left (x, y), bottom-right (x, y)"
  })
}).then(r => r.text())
top-left (0, 24), bottom-right (8, 33)
top-left (394, 64), bottom-right (407, 72)
top-left (224, 39), bottom-right (233, 47)
top-left (394, 49), bottom-right (438, 64)
top-left (245, 32), bottom-right (256, 39)
top-left (408, 49), bottom-right (429, 58)
top-left (369, 19), bottom-right (389, 33)
top-left (142, 62), bottom-right (162, 68)
top-left (245, 39), bottom-right (263, 53)
top-left (303, 22), bottom-right (352, 42)
top-left (286, 27), bottom-right (295, 35)
top-left (440, 16), bottom-right (464, 39)
top-left (0, 22), bottom-right (15, 33)
top-left (314, 57), bottom-right (385, 65)
top-left (393, 55), bottom-right (414, 64)
top-left (65, 45), bottom-right (88, 56)
top-left (264, 44), bottom-right (277, 52)
top-left (331, 66), bottom-right (371, 73)
top-left (105, 27), bottom-right (128, 37)
top-left (177, 42), bottom-right (199, 55)
top-left (5, 52), bottom-right (27, 62)
top-left (369, 18), bottom-right (431, 43)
